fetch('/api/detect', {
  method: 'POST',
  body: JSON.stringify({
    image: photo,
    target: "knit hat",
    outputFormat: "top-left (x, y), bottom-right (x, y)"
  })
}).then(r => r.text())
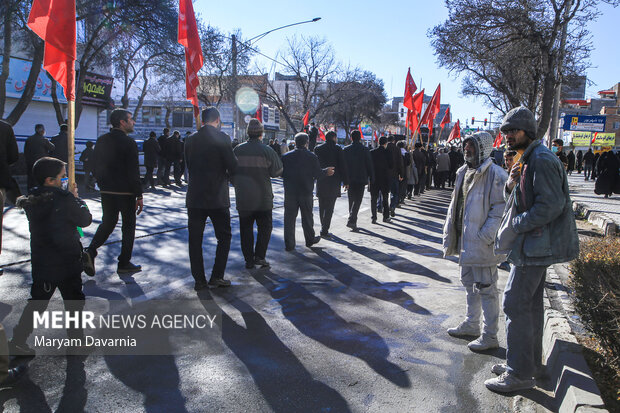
top-left (246, 118), bottom-right (264, 138)
top-left (500, 106), bottom-right (537, 139)
top-left (463, 131), bottom-right (494, 167)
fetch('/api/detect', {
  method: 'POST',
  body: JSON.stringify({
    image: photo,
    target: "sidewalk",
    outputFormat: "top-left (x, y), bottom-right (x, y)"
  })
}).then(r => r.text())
top-left (567, 173), bottom-right (619, 235)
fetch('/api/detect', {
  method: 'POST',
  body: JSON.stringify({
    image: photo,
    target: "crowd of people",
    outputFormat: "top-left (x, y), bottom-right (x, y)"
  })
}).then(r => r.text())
top-left (0, 103), bottom-right (594, 394)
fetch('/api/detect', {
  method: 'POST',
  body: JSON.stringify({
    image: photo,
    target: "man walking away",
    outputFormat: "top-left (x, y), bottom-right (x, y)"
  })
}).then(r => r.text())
top-left (370, 137), bottom-right (393, 223)
top-left (485, 106), bottom-right (579, 392)
top-left (232, 119), bottom-right (282, 269)
top-left (315, 131), bottom-right (349, 238)
top-left (343, 130), bottom-right (374, 230)
top-left (412, 142), bottom-right (426, 195)
top-left (142, 131), bottom-right (161, 190)
top-left (0, 120), bottom-right (19, 276)
top-left (157, 128), bottom-right (170, 185)
top-left (386, 136), bottom-right (404, 217)
top-left (79, 141), bottom-right (96, 190)
top-left (168, 131), bottom-right (184, 186)
top-left (185, 107), bottom-right (237, 291)
top-left (282, 133), bottom-right (333, 251)
top-left (443, 132), bottom-right (507, 353)
top-left (82, 109), bottom-right (143, 276)
top-left (24, 124), bottom-right (54, 193)
top-left (583, 148), bottom-right (594, 180)
top-left (435, 148), bottom-right (451, 189)
top-left (50, 124), bottom-right (69, 163)
top-left (308, 122), bottom-right (319, 152)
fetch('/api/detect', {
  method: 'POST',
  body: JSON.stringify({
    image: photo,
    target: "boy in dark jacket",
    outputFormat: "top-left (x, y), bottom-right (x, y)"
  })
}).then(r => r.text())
top-left (9, 157), bottom-right (92, 356)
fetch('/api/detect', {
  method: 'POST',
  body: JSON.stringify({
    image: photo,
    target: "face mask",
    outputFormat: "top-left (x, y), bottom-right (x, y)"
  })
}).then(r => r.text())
top-left (551, 146), bottom-right (558, 153)
top-left (61, 177), bottom-right (69, 191)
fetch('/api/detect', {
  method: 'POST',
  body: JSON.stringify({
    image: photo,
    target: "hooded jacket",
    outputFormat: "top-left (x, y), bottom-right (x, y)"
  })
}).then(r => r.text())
top-left (443, 132), bottom-right (508, 266)
top-left (17, 186), bottom-right (92, 283)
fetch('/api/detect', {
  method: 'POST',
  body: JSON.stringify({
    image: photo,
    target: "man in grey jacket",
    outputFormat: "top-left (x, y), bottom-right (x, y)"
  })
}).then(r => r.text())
top-left (443, 132), bottom-right (507, 352)
top-left (485, 106), bottom-right (579, 392)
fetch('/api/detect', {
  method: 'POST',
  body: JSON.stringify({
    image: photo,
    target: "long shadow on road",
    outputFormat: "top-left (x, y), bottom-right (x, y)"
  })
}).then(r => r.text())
top-left (249, 269), bottom-right (411, 388)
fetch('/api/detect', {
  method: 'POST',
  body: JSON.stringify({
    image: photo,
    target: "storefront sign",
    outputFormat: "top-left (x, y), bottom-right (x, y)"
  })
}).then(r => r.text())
top-left (0, 55), bottom-right (66, 103)
top-left (80, 71), bottom-right (114, 107)
top-left (563, 115), bottom-right (606, 132)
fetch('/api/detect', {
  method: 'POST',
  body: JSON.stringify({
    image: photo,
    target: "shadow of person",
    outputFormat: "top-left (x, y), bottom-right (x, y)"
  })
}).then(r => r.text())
top-left (200, 292), bottom-right (351, 413)
top-left (1, 374), bottom-right (52, 413)
top-left (56, 355), bottom-right (88, 412)
top-left (297, 246), bottom-right (431, 315)
top-left (249, 270), bottom-right (411, 388)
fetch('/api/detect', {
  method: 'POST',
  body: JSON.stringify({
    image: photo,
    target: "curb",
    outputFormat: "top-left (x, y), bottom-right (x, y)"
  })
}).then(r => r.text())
top-left (542, 265), bottom-right (608, 413)
top-left (572, 201), bottom-right (617, 236)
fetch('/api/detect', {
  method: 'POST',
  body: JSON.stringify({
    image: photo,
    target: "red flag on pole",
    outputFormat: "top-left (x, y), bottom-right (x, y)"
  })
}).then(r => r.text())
top-left (28, 0), bottom-right (76, 100)
top-left (447, 120), bottom-right (461, 143)
top-left (374, 130), bottom-right (378, 143)
top-left (358, 124), bottom-right (364, 140)
top-left (419, 84), bottom-right (441, 137)
top-left (440, 106), bottom-right (451, 129)
top-left (412, 89), bottom-right (424, 117)
top-left (318, 127), bottom-right (326, 142)
top-left (591, 132), bottom-right (597, 144)
top-left (493, 130), bottom-right (503, 148)
top-left (403, 68), bottom-right (417, 111)
top-left (302, 110), bottom-right (310, 127)
top-left (255, 98), bottom-right (262, 122)
top-left (178, 0), bottom-right (204, 116)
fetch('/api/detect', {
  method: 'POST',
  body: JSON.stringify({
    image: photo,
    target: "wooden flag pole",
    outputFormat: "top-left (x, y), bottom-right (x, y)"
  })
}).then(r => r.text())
top-left (67, 99), bottom-right (76, 188)
top-left (194, 105), bottom-right (201, 131)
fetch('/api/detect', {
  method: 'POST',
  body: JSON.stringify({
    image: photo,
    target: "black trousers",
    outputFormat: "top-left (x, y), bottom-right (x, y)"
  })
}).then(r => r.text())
top-left (157, 156), bottom-right (167, 184)
top-left (284, 193), bottom-right (315, 249)
top-left (448, 169), bottom-right (457, 187)
top-left (370, 185), bottom-right (389, 220)
top-left (143, 165), bottom-right (156, 188)
top-left (435, 171), bottom-right (448, 188)
top-left (12, 275), bottom-right (85, 345)
top-left (389, 177), bottom-right (399, 211)
top-left (399, 179), bottom-right (407, 202)
top-left (89, 193), bottom-right (136, 265)
top-left (347, 183), bottom-right (365, 226)
top-left (188, 207), bottom-right (231, 282)
top-left (318, 196), bottom-right (338, 234)
top-left (415, 172), bottom-right (426, 195)
top-left (238, 210), bottom-right (272, 263)
top-left (172, 160), bottom-right (183, 184)
top-left (407, 184), bottom-right (414, 197)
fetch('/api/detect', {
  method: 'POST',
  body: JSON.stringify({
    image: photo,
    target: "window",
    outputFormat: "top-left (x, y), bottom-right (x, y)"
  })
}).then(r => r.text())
top-left (172, 107), bottom-right (194, 128)
top-left (142, 107), bottom-right (162, 125)
top-left (263, 106), bottom-right (269, 123)
top-left (614, 121), bottom-right (620, 130)
top-left (274, 108), bottom-right (280, 124)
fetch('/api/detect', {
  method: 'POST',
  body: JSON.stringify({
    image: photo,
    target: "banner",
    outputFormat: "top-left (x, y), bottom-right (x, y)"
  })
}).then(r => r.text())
top-left (563, 115), bottom-right (606, 132)
top-left (80, 71), bottom-right (114, 107)
top-left (567, 131), bottom-right (616, 146)
top-left (0, 55), bottom-right (66, 103)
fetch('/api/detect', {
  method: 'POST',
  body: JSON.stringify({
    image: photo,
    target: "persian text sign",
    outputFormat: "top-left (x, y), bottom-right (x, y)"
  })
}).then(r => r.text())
top-left (80, 71), bottom-right (113, 107)
top-left (563, 115), bottom-right (606, 132)
top-left (0, 55), bottom-right (66, 103)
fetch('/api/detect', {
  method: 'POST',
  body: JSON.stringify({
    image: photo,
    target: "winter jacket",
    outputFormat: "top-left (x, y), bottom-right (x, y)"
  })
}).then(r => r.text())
top-left (315, 140), bottom-right (349, 198)
top-left (343, 141), bottom-right (374, 185)
top-left (282, 148), bottom-right (325, 196)
top-left (185, 125), bottom-right (237, 209)
top-left (232, 139), bottom-right (283, 211)
top-left (93, 129), bottom-right (142, 197)
top-left (405, 152), bottom-right (418, 185)
top-left (412, 149), bottom-right (427, 177)
top-left (502, 140), bottom-right (579, 266)
top-left (0, 120), bottom-right (18, 188)
top-left (386, 142), bottom-right (404, 179)
top-left (143, 137), bottom-right (161, 168)
top-left (583, 150), bottom-right (594, 166)
top-left (24, 134), bottom-right (54, 173)
top-left (17, 186), bottom-right (92, 283)
top-left (51, 131), bottom-right (68, 163)
top-left (594, 151), bottom-right (620, 196)
top-left (567, 151), bottom-right (575, 171)
top-left (443, 157), bottom-right (508, 266)
top-left (436, 152), bottom-right (451, 172)
top-left (370, 146), bottom-right (393, 190)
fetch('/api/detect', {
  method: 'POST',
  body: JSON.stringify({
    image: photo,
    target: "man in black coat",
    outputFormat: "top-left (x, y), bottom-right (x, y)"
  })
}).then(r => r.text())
top-left (448, 146), bottom-right (461, 187)
top-left (282, 133), bottom-right (333, 251)
top-left (157, 128), bottom-right (170, 185)
top-left (412, 143), bottom-right (427, 195)
top-left (24, 124), bottom-right (54, 192)
top-left (386, 135), bottom-right (404, 217)
top-left (315, 131), bottom-right (349, 238)
top-left (370, 136), bottom-right (393, 223)
top-left (308, 122), bottom-right (319, 152)
top-left (0, 120), bottom-right (18, 276)
top-left (583, 148), bottom-right (594, 180)
top-left (83, 109), bottom-right (143, 276)
top-left (343, 130), bottom-right (374, 230)
top-left (167, 130), bottom-right (183, 186)
top-left (142, 131), bottom-right (161, 190)
top-left (50, 124), bottom-right (69, 163)
top-left (185, 107), bottom-right (238, 290)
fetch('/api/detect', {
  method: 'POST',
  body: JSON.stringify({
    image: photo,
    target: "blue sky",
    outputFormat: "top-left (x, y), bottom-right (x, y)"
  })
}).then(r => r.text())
top-left (196, 0), bottom-right (619, 128)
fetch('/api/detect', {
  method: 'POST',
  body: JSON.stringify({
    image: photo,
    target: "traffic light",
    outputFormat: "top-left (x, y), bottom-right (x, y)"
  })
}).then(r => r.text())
top-left (484, 118), bottom-right (487, 126)
top-left (472, 117), bottom-right (475, 124)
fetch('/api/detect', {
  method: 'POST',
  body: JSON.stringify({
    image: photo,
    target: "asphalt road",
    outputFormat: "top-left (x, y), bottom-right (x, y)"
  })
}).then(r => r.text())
top-left (0, 179), bottom-right (514, 412)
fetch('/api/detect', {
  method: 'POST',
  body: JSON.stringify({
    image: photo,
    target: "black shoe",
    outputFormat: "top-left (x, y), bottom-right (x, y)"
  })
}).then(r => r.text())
top-left (346, 221), bottom-right (356, 229)
top-left (383, 217), bottom-right (391, 223)
top-left (8, 340), bottom-right (35, 357)
top-left (193, 279), bottom-right (208, 291)
top-left (82, 249), bottom-right (95, 277)
top-left (245, 261), bottom-right (255, 269)
top-left (285, 246), bottom-right (295, 252)
top-left (320, 232), bottom-right (332, 239)
top-left (0, 365), bottom-right (28, 388)
top-left (390, 209), bottom-right (396, 217)
top-left (117, 262), bottom-right (142, 274)
top-left (208, 278), bottom-right (231, 288)
top-left (254, 258), bottom-right (270, 268)
top-left (371, 218), bottom-right (377, 224)
top-left (306, 236), bottom-right (321, 247)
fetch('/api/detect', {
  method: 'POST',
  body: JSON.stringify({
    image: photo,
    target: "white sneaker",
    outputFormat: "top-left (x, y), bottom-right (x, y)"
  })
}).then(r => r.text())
top-left (485, 372), bottom-right (535, 392)
top-left (491, 363), bottom-right (546, 379)
top-left (447, 321), bottom-right (480, 337)
top-left (468, 335), bottom-right (499, 351)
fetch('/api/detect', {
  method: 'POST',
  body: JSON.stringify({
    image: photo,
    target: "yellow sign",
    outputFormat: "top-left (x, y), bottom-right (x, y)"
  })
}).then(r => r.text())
top-left (568, 131), bottom-right (616, 146)
top-left (570, 132), bottom-right (592, 146)
top-left (593, 133), bottom-right (615, 146)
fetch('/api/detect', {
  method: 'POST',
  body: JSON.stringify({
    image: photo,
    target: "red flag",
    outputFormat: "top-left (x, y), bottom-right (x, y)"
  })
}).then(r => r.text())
top-left (318, 128), bottom-right (326, 141)
top-left (493, 130), bottom-right (503, 148)
top-left (302, 110), bottom-right (310, 127)
top-left (420, 84), bottom-right (441, 137)
top-left (402, 68), bottom-right (417, 111)
top-left (28, 0), bottom-right (76, 100)
top-left (255, 98), bottom-right (262, 122)
top-left (409, 89), bottom-right (425, 132)
top-left (447, 120), bottom-right (461, 143)
top-left (374, 130), bottom-right (378, 143)
top-left (591, 132), bottom-right (597, 144)
top-left (440, 106), bottom-right (451, 129)
top-left (178, 0), bottom-right (204, 111)
top-left (358, 124), bottom-right (364, 139)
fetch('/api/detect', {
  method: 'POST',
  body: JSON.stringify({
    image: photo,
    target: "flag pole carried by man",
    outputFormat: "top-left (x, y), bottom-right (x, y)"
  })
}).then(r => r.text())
top-left (27, 0), bottom-right (77, 188)
top-left (178, 0), bottom-right (204, 127)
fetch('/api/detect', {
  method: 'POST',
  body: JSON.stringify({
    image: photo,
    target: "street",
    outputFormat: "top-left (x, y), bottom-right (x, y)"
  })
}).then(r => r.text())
top-left (0, 180), bottom-right (514, 412)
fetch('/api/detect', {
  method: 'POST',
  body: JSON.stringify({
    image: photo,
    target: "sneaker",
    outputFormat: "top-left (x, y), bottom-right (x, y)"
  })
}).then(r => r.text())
top-left (306, 236), bottom-right (321, 248)
top-left (117, 262), bottom-right (142, 274)
top-left (468, 335), bottom-right (499, 351)
top-left (208, 278), bottom-right (231, 288)
top-left (8, 340), bottom-right (35, 357)
top-left (82, 250), bottom-right (95, 277)
top-left (193, 279), bottom-right (208, 291)
top-left (447, 321), bottom-right (480, 337)
top-left (484, 372), bottom-right (535, 392)
top-left (254, 258), bottom-right (270, 269)
top-left (491, 363), bottom-right (546, 379)
top-left (0, 365), bottom-right (28, 388)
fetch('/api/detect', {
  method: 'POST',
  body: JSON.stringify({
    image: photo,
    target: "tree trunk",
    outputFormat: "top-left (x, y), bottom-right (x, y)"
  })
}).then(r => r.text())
top-left (5, 40), bottom-right (44, 125)
top-left (164, 106), bottom-right (171, 129)
top-left (0, 5), bottom-right (13, 118)
top-left (133, 68), bottom-right (149, 119)
top-left (74, 68), bottom-right (87, 126)
top-left (48, 74), bottom-right (65, 125)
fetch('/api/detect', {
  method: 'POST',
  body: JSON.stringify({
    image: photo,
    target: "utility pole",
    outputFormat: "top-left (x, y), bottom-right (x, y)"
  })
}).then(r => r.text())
top-left (231, 34), bottom-right (238, 141)
top-left (489, 112), bottom-right (493, 131)
top-left (548, 0), bottom-right (573, 147)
